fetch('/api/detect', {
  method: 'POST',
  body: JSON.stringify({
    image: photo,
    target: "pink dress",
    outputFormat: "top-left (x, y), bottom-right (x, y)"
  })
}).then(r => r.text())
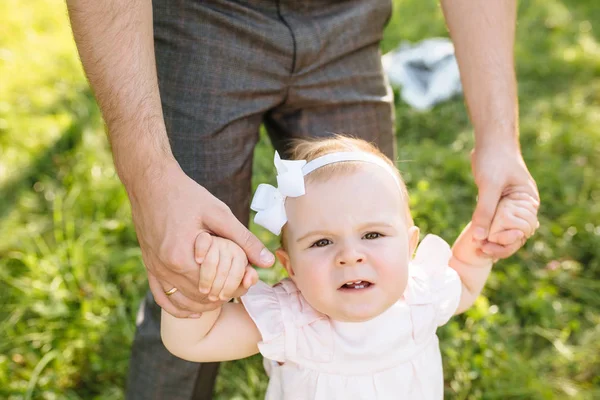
top-left (240, 235), bottom-right (462, 400)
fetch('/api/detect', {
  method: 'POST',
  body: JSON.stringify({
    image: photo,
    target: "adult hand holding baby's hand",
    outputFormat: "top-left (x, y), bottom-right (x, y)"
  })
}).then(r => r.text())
top-left (127, 160), bottom-right (273, 319)
top-left (470, 144), bottom-right (540, 259)
top-left (464, 191), bottom-right (539, 261)
top-left (484, 192), bottom-right (539, 256)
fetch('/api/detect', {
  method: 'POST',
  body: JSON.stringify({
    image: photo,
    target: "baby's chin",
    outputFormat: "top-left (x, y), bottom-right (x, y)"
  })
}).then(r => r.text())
top-left (327, 300), bottom-right (395, 323)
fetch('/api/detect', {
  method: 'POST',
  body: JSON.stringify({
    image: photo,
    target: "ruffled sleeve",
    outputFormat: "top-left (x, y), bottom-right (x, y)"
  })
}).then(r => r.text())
top-left (241, 279), bottom-right (334, 364)
top-left (240, 280), bottom-right (286, 362)
top-left (405, 234), bottom-right (462, 329)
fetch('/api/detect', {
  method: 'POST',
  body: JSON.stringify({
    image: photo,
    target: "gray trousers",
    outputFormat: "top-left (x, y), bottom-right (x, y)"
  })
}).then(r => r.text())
top-left (126, 0), bottom-right (395, 398)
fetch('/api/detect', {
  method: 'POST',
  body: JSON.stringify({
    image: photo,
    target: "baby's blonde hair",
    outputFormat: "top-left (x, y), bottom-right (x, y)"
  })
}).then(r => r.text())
top-left (280, 135), bottom-right (413, 249)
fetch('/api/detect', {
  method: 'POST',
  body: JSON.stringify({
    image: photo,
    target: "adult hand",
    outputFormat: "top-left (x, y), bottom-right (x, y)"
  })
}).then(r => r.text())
top-left (128, 160), bottom-right (275, 318)
top-left (470, 144), bottom-right (540, 259)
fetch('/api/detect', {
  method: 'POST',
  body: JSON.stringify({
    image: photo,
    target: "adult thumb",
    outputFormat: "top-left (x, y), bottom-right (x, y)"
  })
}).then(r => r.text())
top-left (472, 186), bottom-right (502, 241)
top-left (209, 212), bottom-right (275, 268)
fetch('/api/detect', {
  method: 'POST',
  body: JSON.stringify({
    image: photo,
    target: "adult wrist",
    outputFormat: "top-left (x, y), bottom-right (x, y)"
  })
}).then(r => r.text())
top-left (474, 128), bottom-right (521, 154)
top-left (109, 121), bottom-right (178, 199)
top-left (119, 154), bottom-right (179, 202)
top-left (472, 116), bottom-right (521, 153)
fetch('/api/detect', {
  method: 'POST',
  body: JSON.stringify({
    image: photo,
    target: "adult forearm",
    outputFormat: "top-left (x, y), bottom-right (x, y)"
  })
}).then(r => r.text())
top-left (66, 0), bottom-right (174, 190)
top-left (441, 0), bottom-right (519, 150)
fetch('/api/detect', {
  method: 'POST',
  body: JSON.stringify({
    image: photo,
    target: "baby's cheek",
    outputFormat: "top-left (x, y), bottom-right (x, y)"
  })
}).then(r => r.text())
top-left (395, 270), bottom-right (409, 296)
top-left (295, 268), bottom-right (329, 300)
top-left (380, 263), bottom-right (408, 296)
top-left (298, 281), bottom-right (333, 315)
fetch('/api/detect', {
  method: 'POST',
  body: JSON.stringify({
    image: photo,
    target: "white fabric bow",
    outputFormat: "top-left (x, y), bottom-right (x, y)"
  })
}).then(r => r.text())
top-left (250, 152), bottom-right (307, 235)
top-left (251, 150), bottom-right (401, 235)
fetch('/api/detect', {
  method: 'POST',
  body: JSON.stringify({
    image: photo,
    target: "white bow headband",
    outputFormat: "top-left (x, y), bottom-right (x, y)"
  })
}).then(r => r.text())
top-left (250, 151), bottom-right (400, 235)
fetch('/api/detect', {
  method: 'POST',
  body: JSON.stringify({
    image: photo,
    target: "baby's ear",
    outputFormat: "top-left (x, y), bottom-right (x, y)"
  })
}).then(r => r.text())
top-left (408, 226), bottom-right (420, 257)
top-left (276, 248), bottom-right (294, 277)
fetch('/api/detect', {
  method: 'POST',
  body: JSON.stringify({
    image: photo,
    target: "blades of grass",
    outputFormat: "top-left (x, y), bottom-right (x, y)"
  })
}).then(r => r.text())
top-left (25, 350), bottom-right (58, 400)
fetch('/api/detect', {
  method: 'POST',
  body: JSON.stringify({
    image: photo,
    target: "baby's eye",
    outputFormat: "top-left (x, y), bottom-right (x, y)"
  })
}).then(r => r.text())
top-left (311, 239), bottom-right (332, 248)
top-left (363, 232), bottom-right (382, 240)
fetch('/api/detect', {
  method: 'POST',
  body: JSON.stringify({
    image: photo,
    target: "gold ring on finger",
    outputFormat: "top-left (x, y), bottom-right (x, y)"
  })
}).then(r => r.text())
top-left (164, 287), bottom-right (178, 296)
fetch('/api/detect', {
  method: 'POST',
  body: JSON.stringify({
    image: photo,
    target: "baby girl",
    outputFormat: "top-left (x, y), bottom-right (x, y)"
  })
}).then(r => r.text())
top-left (161, 136), bottom-right (537, 399)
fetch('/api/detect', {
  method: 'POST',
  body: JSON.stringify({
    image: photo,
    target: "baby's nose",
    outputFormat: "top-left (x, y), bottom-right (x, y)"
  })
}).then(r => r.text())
top-left (338, 257), bottom-right (363, 265)
top-left (336, 249), bottom-right (365, 266)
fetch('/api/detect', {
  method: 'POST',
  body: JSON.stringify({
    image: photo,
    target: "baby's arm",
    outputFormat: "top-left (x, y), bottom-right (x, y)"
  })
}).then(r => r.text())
top-left (451, 196), bottom-right (537, 314)
top-left (161, 303), bottom-right (261, 362)
top-left (449, 222), bottom-right (493, 314)
top-left (161, 235), bottom-right (261, 362)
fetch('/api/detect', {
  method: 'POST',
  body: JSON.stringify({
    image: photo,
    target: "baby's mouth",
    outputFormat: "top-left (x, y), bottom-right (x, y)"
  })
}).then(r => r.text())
top-left (339, 280), bottom-right (373, 290)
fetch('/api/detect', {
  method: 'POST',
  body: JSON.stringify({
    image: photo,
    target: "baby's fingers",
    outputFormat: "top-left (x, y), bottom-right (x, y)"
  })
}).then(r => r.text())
top-left (198, 239), bottom-right (220, 295)
top-left (481, 240), bottom-right (522, 260)
top-left (208, 245), bottom-right (233, 301)
top-left (194, 231), bottom-right (212, 264)
top-left (514, 204), bottom-right (539, 237)
top-left (492, 214), bottom-right (530, 239)
top-left (217, 251), bottom-right (246, 301)
top-left (242, 265), bottom-right (258, 289)
top-left (490, 205), bottom-right (537, 240)
top-left (491, 200), bottom-right (539, 238)
top-left (487, 229), bottom-right (524, 246)
top-left (229, 266), bottom-right (258, 299)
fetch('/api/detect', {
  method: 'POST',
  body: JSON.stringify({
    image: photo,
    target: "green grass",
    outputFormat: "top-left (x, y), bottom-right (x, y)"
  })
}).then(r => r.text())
top-left (1, 0), bottom-right (599, 399)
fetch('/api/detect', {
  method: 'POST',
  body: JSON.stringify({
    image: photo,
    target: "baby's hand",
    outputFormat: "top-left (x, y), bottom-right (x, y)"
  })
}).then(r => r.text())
top-left (194, 232), bottom-right (259, 302)
top-left (485, 192), bottom-right (539, 251)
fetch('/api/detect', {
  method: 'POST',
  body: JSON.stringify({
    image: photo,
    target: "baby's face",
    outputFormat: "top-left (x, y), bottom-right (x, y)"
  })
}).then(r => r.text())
top-left (279, 165), bottom-right (418, 322)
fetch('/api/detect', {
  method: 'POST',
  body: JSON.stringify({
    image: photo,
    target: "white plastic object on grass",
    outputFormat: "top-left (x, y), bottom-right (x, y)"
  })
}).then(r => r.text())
top-left (382, 38), bottom-right (463, 110)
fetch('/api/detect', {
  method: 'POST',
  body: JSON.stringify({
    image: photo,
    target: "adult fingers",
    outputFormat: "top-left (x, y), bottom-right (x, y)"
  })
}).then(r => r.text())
top-left (471, 184), bottom-right (503, 241)
top-left (148, 272), bottom-right (193, 318)
top-left (148, 270), bottom-right (224, 318)
top-left (198, 240), bottom-right (220, 294)
top-left (144, 239), bottom-right (205, 303)
top-left (207, 205), bottom-right (274, 268)
top-left (158, 269), bottom-right (206, 303)
top-left (150, 271), bottom-right (222, 316)
top-left (161, 281), bottom-right (222, 315)
top-left (166, 289), bottom-right (222, 315)
top-left (144, 248), bottom-right (203, 304)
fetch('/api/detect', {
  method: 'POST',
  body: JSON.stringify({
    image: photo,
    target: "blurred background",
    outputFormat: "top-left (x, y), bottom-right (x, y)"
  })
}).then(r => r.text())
top-left (1, 0), bottom-right (599, 399)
